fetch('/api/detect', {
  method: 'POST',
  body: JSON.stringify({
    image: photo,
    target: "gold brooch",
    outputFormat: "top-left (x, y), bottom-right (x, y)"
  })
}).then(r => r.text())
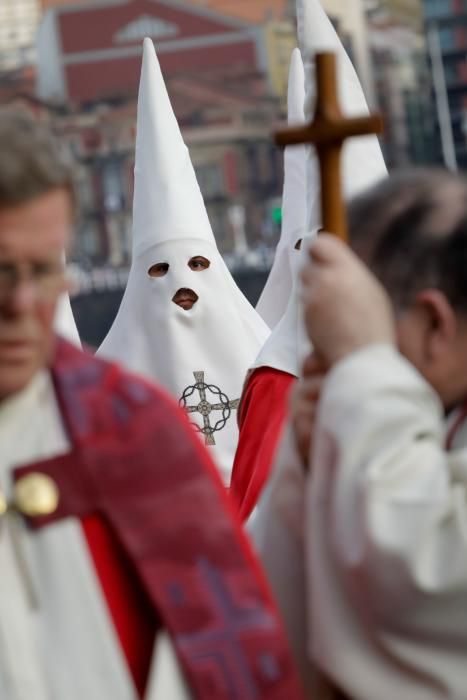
top-left (13, 473), bottom-right (59, 518)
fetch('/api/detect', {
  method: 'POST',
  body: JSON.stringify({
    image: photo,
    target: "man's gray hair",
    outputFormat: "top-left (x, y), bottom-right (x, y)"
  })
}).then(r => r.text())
top-left (0, 109), bottom-right (75, 210)
top-left (348, 168), bottom-right (467, 313)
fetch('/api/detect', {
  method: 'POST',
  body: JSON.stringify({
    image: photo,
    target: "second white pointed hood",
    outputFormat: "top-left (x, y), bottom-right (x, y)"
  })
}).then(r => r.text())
top-left (251, 2), bottom-right (388, 379)
top-left (54, 293), bottom-right (80, 346)
top-left (98, 39), bottom-right (269, 484)
top-left (251, 231), bottom-right (314, 379)
top-left (252, 49), bottom-right (317, 378)
top-left (54, 253), bottom-right (80, 346)
top-left (256, 48), bottom-right (310, 329)
top-left (297, 0), bottom-right (387, 226)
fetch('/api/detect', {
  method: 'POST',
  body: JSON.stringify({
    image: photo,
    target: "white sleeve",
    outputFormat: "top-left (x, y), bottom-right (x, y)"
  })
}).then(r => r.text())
top-left (251, 424), bottom-right (315, 693)
top-left (312, 343), bottom-right (467, 626)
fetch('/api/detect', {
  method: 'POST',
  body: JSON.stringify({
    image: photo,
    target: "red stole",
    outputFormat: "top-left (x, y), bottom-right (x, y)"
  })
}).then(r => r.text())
top-left (13, 339), bottom-right (306, 700)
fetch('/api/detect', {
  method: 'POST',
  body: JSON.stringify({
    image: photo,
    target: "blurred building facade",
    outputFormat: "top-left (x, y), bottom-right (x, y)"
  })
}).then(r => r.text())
top-left (0, 0), bottom-right (40, 69)
top-left (186, 0), bottom-right (377, 102)
top-left (33, 0), bottom-right (285, 266)
top-left (367, 1), bottom-right (436, 166)
top-left (2, 0), bottom-right (448, 269)
top-left (366, 0), bottom-right (424, 29)
top-left (37, 0), bottom-right (268, 104)
top-left (321, 0), bottom-right (376, 102)
top-left (31, 0), bottom-right (422, 266)
top-left (185, 0), bottom-right (288, 22)
top-left (423, 0), bottom-right (467, 170)
top-left (36, 0), bottom-right (385, 111)
top-left (186, 1), bottom-right (376, 103)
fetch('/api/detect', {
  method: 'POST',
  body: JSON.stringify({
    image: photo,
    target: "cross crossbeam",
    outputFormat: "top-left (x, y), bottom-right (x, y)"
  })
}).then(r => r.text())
top-left (275, 52), bottom-right (383, 241)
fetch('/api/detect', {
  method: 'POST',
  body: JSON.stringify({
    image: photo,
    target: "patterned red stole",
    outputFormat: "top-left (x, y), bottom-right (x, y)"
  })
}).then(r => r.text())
top-left (13, 339), bottom-right (306, 700)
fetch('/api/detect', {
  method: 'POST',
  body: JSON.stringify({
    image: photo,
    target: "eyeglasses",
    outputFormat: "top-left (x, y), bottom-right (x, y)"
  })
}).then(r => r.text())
top-left (0, 261), bottom-right (66, 303)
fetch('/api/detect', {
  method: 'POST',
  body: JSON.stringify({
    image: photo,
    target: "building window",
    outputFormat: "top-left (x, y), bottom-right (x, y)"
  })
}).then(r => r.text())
top-left (424, 0), bottom-right (450, 20)
top-left (102, 160), bottom-right (125, 213)
top-left (114, 16), bottom-right (179, 44)
top-left (438, 26), bottom-right (455, 49)
top-left (196, 164), bottom-right (225, 199)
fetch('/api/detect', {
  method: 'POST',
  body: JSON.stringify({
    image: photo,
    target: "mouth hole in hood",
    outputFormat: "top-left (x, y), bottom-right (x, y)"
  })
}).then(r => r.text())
top-left (172, 288), bottom-right (199, 311)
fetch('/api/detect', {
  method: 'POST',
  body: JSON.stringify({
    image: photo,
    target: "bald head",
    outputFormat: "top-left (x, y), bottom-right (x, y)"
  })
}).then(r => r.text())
top-left (348, 169), bottom-right (467, 315)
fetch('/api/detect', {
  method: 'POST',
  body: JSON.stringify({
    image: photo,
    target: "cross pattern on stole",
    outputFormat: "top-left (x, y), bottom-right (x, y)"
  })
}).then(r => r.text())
top-left (175, 558), bottom-right (280, 697)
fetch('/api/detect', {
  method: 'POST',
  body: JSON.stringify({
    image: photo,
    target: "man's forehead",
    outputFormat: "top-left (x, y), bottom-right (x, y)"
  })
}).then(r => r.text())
top-left (0, 226), bottom-right (66, 257)
top-left (0, 191), bottom-right (71, 258)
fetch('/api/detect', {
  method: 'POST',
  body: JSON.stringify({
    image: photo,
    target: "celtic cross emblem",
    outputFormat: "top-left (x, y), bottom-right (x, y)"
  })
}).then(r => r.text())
top-left (179, 371), bottom-right (240, 446)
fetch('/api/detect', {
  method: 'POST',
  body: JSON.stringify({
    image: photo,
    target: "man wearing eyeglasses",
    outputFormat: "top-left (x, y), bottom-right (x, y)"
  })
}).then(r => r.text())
top-left (0, 111), bottom-right (305, 700)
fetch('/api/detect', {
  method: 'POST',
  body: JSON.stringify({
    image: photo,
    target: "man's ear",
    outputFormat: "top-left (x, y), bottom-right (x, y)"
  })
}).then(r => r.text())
top-left (414, 289), bottom-right (457, 361)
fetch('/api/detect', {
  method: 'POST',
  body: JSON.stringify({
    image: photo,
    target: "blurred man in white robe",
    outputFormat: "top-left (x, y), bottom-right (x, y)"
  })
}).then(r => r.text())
top-left (0, 108), bottom-right (306, 700)
top-left (254, 169), bottom-right (467, 700)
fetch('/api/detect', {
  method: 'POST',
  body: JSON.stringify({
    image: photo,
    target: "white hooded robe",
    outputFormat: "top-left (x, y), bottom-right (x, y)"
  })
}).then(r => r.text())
top-left (98, 39), bottom-right (269, 485)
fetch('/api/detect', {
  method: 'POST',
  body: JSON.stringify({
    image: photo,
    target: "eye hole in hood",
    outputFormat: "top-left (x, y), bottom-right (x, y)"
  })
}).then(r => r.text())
top-left (188, 256), bottom-right (210, 271)
top-left (148, 262), bottom-right (169, 277)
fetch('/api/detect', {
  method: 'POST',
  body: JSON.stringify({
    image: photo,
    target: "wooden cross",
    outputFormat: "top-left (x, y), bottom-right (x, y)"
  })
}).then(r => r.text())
top-left (275, 52), bottom-right (383, 242)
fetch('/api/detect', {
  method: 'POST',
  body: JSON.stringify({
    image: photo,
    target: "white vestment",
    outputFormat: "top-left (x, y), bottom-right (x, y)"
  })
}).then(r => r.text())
top-left (253, 344), bottom-right (467, 700)
top-left (0, 370), bottom-right (190, 699)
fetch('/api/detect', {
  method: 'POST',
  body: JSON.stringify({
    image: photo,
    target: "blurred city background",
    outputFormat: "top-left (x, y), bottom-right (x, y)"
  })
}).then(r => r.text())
top-left (0, 0), bottom-right (464, 343)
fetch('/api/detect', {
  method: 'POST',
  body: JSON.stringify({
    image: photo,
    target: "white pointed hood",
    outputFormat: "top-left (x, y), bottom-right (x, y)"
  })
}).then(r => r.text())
top-left (131, 39), bottom-right (215, 255)
top-left (251, 1), bottom-right (388, 378)
top-left (54, 293), bottom-right (80, 346)
top-left (297, 0), bottom-right (387, 222)
top-left (98, 39), bottom-right (269, 484)
top-left (54, 254), bottom-right (80, 345)
top-left (251, 232), bottom-right (314, 379)
top-left (256, 48), bottom-right (309, 329)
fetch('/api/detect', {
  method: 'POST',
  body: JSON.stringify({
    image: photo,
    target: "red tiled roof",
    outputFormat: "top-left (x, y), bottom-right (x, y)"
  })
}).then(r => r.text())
top-left (41, 0), bottom-right (288, 24)
top-left (184, 0), bottom-right (288, 23)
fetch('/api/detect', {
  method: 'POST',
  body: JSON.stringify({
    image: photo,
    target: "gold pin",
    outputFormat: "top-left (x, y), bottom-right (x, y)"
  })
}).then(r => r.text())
top-left (13, 473), bottom-right (59, 518)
